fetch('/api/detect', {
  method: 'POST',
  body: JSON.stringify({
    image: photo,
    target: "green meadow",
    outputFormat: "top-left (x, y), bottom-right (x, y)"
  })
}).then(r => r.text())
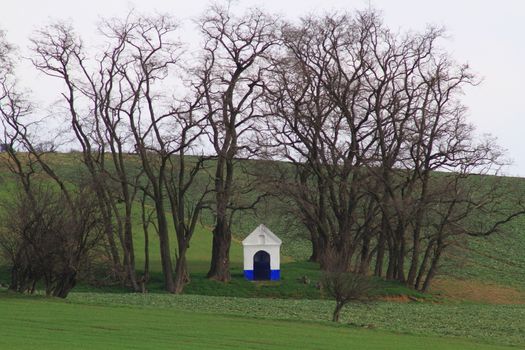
top-left (1, 154), bottom-right (525, 349)
top-left (0, 293), bottom-right (521, 350)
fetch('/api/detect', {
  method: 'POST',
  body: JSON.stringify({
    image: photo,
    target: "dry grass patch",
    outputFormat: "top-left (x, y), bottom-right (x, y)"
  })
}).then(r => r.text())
top-left (432, 278), bottom-right (525, 304)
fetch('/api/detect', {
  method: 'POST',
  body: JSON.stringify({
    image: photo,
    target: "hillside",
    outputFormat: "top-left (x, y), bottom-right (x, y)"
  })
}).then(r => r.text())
top-left (1, 153), bottom-right (525, 349)
top-left (1, 153), bottom-right (525, 301)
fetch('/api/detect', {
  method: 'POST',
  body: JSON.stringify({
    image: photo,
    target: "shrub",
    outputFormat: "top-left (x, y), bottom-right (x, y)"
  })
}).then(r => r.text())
top-left (0, 186), bottom-right (103, 298)
top-left (321, 272), bottom-right (374, 322)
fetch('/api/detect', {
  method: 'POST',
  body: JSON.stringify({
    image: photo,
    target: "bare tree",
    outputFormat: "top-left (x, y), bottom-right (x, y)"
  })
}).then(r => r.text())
top-left (29, 22), bottom-right (146, 290)
top-left (94, 16), bottom-right (180, 292)
top-left (321, 271), bottom-right (374, 322)
top-left (197, 5), bottom-right (280, 281)
top-left (98, 13), bottom-right (211, 293)
top-left (262, 12), bottom-right (379, 271)
top-left (1, 33), bottom-right (103, 297)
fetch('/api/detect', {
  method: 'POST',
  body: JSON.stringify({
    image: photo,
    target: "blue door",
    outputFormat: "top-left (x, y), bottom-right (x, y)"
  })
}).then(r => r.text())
top-left (253, 251), bottom-right (271, 280)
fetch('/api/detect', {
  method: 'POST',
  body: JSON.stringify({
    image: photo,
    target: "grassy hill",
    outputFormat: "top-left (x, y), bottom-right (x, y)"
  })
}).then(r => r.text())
top-left (0, 153), bottom-right (423, 299)
top-left (1, 153), bottom-right (525, 299)
top-left (1, 153), bottom-right (525, 349)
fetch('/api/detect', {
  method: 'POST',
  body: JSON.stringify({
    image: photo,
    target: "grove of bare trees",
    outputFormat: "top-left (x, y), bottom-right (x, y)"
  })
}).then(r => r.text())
top-left (258, 11), bottom-right (525, 291)
top-left (1, 6), bottom-right (523, 297)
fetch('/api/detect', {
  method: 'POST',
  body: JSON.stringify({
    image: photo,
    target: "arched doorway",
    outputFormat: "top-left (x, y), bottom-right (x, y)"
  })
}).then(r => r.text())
top-left (253, 250), bottom-right (271, 280)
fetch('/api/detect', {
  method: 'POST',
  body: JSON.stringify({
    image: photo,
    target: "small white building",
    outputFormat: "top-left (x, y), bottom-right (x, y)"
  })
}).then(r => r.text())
top-left (242, 224), bottom-right (282, 281)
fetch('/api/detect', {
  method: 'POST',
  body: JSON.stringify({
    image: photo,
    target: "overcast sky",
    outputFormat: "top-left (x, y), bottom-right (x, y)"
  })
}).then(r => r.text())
top-left (1, 0), bottom-right (524, 176)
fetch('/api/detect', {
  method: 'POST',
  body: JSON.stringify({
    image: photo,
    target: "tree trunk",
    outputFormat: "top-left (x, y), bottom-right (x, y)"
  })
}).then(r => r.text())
top-left (308, 231), bottom-right (320, 262)
top-left (52, 271), bottom-right (77, 298)
top-left (407, 176), bottom-right (429, 287)
top-left (123, 207), bottom-right (141, 292)
top-left (173, 252), bottom-right (189, 294)
top-left (316, 234), bottom-right (332, 270)
top-left (100, 202), bottom-right (122, 280)
top-left (9, 266), bottom-right (20, 292)
top-left (374, 229), bottom-right (386, 277)
top-left (358, 235), bottom-right (371, 275)
top-left (422, 242), bottom-right (443, 293)
top-left (386, 241), bottom-right (396, 280)
top-left (207, 223), bottom-right (231, 281)
top-left (406, 229), bottom-right (420, 287)
top-left (208, 151), bottom-right (233, 282)
top-left (155, 202), bottom-right (175, 292)
top-left (415, 240), bottom-right (434, 290)
top-left (332, 301), bottom-right (345, 322)
top-left (396, 232), bottom-right (406, 283)
top-left (143, 223), bottom-right (150, 284)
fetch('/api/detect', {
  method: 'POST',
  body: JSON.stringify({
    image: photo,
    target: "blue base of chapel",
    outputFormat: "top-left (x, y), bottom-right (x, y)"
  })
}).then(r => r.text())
top-left (244, 270), bottom-right (280, 281)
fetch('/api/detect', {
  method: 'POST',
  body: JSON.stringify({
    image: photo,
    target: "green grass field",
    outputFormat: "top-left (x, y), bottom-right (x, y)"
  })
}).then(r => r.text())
top-left (0, 292), bottom-right (520, 350)
top-left (1, 153), bottom-right (525, 349)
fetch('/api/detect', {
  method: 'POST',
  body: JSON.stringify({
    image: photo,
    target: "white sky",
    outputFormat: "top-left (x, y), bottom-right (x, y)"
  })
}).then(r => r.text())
top-left (1, 0), bottom-right (524, 175)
